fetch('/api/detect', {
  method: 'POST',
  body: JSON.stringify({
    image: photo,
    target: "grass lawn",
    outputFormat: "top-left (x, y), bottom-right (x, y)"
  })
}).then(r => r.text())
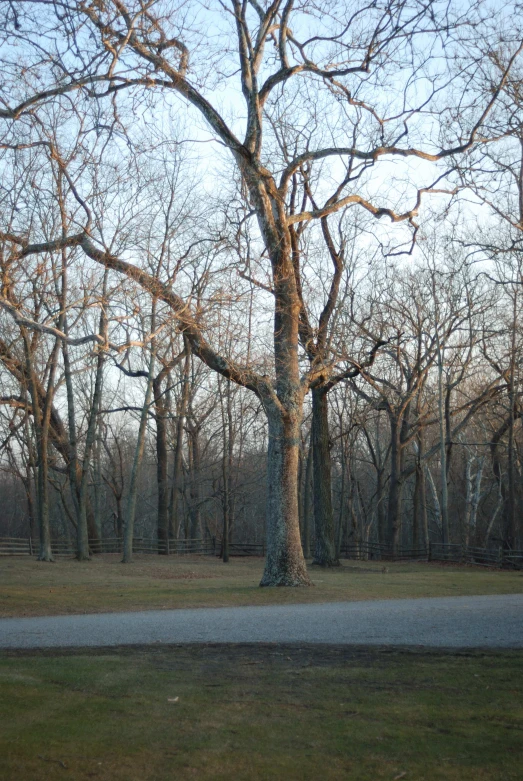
top-left (0, 644), bottom-right (521, 781)
top-left (0, 555), bottom-right (521, 618)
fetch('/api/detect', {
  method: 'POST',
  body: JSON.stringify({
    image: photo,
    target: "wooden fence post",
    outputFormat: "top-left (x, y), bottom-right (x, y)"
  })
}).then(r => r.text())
top-left (428, 541), bottom-right (432, 562)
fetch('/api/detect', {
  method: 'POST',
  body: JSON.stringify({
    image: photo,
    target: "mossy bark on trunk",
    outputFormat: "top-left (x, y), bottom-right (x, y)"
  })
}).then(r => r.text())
top-left (260, 410), bottom-right (311, 587)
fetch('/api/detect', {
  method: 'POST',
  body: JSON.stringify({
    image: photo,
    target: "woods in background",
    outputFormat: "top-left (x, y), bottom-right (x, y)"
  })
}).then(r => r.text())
top-left (0, 1), bottom-right (522, 581)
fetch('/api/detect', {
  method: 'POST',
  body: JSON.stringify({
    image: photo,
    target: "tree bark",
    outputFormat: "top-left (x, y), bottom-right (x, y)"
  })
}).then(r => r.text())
top-left (260, 408), bottom-right (311, 586)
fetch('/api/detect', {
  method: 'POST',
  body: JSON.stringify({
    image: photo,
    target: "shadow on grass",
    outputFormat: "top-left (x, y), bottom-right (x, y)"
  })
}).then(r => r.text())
top-left (1, 644), bottom-right (522, 780)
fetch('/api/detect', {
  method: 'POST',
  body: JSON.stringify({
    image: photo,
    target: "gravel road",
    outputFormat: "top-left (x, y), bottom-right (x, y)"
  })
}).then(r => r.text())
top-left (0, 594), bottom-right (522, 650)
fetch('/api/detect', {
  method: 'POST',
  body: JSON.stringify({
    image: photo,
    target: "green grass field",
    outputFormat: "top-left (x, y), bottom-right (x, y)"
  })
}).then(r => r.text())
top-left (2, 557), bottom-right (521, 779)
top-left (0, 555), bottom-right (521, 618)
top-left (1, 645), bottom-right (522, 781)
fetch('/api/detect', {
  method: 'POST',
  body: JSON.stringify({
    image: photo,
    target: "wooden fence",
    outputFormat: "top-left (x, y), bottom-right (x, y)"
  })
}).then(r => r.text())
top-left (0, 535), bottom-right (521, 569)
top-left (340, 541), bottom-right (429, 562)
top-left (0, 537), bottom-right (215, 557)
top-left (339, 541), bottom-right (523, 569)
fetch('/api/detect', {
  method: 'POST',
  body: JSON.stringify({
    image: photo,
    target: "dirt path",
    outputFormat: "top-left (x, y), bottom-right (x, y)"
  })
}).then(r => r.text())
top-left (0, 594), bottom-right (522, 650)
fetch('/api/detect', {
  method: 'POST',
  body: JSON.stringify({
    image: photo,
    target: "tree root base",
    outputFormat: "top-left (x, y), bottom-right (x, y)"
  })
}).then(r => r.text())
top-left (259, 572), bottom-right (313, 587)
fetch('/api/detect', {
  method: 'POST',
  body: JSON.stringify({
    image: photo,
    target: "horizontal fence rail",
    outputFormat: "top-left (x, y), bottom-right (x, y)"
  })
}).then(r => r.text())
top-left (340, 544), bottom-right (430, 562)
top-left (0, 536), bottom-right (521, 569)
top-left (0, 537), bottom-right (215, 557)
top-left (339, 541), bottom-right (523, 569)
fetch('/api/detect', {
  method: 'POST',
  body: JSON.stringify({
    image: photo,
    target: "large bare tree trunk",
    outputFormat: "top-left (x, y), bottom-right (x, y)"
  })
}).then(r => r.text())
top-left (260, 407), bottom-right (310, 586)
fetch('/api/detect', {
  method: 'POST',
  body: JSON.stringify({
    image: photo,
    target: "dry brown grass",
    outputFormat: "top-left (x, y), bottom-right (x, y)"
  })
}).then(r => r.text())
top-left (0, 554), bottom-right (521, 618)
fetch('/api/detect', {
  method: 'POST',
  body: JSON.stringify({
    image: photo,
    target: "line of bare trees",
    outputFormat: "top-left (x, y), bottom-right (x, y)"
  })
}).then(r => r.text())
top-left (0, 1), bottom-right (522, 584)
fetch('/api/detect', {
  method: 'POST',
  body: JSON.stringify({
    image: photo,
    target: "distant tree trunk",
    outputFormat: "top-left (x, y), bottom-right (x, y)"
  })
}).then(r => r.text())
top-left (23, 471), bottom-right (37, 542)
top-left (92, 432), bottom-right (103, 542)
top-left (412, 464), bottom-right (421, 551)
top-left (221, 439), bottom-right (230, 563)
top-left (425, 463), bottom-right (442, 539)
top-left (301, 437), bottom-right (313, 558)
top-left (122, 307), bottom-right (157, 564)
top-left (506, 408), bottom-right (517, 550)
top-left (22, 418), bottom-right (38, 542)
top-left (505, 291), bottom-right (518, 550)
top-left (484, 483), bottom-right (503, 547)
top-left (376, 467), bottom-right (387, 546)
top-left (387, 415), bottom-right (403, 553)
top-left (464, 456), bottom-right (472, 547)
top-left (75, 283), bottom-right (108, 562)
top-left (154, 371), bottom-right (170, 553)
top-left (418, 430), bottom-right (429, 550)
top-left (489, 409), bottom-right (522, 549)
top-left (169, 345), bottom-right (191, 539)
top-left (363, 415), bottom-right (387, 546)
top-left (22, 329), bottom-right (57, 562)
top-left (298, 440), bottom-right (304, 537)
top-left (437, 345), bottom-right (450, 545)
top-left (413, 426), bottom-right (428, 551)
top-left (311, 386), bottom-right (339, 567)
top-left (335, 435), bottom-right (347, 558)
top-left (188, 421), bottom-right (202, 544)
top-left (61, 258), bottom-right (105, 558)
top-left (347, 471), bottom-right (360, 556)
top-left (102, 435), bottom-right (125, 541)
top-left (219, 377), bottom-right (234, 562)
top-left (115, 495), bottom-right (124, 538)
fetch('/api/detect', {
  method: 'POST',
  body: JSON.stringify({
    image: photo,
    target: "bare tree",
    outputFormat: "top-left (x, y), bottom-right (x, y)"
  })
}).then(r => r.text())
top-left (1, 0), bottom-right (522, 582)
